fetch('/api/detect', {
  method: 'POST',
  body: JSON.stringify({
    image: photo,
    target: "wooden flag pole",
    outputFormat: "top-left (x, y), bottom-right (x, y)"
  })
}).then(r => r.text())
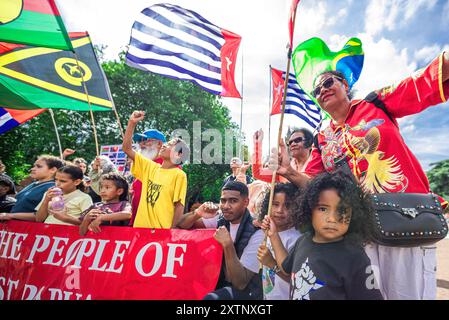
top-left (113, 105), bottom-right (125, 139)
top-left (260, 3), bottom-right (300, 269)
top-left (48, 109), bottom-right (63, 159)
top-left (73, 52), bottom-right (100, 156)
top-left (238, 50), bottom-right (244, 160)
top-left (268, 66), bottom-right (272, 154)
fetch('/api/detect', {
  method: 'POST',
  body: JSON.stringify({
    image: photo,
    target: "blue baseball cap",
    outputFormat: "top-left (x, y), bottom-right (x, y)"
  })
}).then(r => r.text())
top-left (133, 129), bottom-right (166, 143)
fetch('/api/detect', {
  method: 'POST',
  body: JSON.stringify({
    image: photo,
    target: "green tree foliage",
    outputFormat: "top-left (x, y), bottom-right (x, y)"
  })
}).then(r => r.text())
top-left (0, 55), bottom-right (242, 206)
top-left (427, 159), bottom-right (449, 200)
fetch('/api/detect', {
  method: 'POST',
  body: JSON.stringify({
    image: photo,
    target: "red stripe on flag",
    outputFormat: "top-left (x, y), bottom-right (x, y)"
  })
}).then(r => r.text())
top-left (288, 0), bottom-right (300, 48)
top-left (219, 29), bottom-right (241, 98)
top-left (4, 108), bottom-right (46, 123)
top-left (271, 67), bottom-right (284, 115)
top-left (23, 0), bottom-right (60, 15)
top-left (0, 42), bottom-right (25, 54)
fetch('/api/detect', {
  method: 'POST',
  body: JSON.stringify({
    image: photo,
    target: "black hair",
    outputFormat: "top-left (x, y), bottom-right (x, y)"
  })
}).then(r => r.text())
top-left (314, 70), bottom-right (355, 100)
top-left (100, 172), bottom-right (129, 201)
top-left (222, 181), bottom-right (249, 197)
top-left (293, 171), bottom-right (376, 246)
top-left (38, 155), bottom-right (65, 170)
top-left (258, 183), bottom-right (299, 221)
top-left (288, 127), bottom-right (314, 149)
top-left (57, 165), bottom-right (85, 191)
top-left (0, 174), bottom-right (16, 195)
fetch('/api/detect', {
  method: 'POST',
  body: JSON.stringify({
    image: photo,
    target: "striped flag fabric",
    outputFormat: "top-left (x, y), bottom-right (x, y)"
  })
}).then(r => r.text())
top-left (271, 67), bottom-right (321, 130)
top-left (0, 107), bottom-right (45, 134)
top-left (126, 3), bottom-right (241, 98)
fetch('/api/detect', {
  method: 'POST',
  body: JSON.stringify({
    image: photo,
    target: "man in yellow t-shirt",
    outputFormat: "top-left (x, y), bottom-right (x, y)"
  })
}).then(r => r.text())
top-left (123, 111), bottom-right (189, 229)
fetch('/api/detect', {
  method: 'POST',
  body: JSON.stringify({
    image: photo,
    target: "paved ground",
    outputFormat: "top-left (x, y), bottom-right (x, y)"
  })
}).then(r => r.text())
top-left (437, 238), bottom-right (449, 300)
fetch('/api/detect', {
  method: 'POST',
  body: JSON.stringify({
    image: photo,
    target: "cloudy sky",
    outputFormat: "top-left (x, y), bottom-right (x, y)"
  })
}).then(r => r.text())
top-left (57, 0), bottom-right (449, 170)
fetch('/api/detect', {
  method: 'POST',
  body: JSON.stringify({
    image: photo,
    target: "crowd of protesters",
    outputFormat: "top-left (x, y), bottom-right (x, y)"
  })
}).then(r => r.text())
top-left (1, 51), bottom-right (449, 300)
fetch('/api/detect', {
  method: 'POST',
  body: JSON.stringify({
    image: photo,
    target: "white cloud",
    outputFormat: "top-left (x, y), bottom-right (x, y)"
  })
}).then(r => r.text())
top-left (353, 33), bottom-right (417, 98)
top-left (364, 0), bottom-right (437, 37)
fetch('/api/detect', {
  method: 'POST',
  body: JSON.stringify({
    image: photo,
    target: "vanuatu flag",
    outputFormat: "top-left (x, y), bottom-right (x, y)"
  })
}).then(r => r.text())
top-left (292, 37), bottom-right (364, 102)
top-left (0, 0), bottom-right (72, 51)
top-left (0, 32), bottom-right (113, 111)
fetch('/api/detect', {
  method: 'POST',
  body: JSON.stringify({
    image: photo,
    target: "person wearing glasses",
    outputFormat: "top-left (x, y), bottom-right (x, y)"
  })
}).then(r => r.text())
top-left (269, 52), bottom-right (449, 300)
top-left (252, 127), bottom-right (313, 183)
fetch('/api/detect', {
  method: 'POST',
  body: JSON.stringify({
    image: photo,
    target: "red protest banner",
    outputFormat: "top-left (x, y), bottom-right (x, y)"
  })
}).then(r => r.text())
top-left (0, 221), bottom-right (222, 300)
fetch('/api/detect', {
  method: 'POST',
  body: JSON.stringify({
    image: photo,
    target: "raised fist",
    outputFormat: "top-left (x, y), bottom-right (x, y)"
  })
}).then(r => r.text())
top-left (129, 111), bottom-right (145, 124)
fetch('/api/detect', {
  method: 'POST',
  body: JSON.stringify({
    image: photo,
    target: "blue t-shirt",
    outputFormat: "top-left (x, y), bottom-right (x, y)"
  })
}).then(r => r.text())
top-left (11, 181), bottom-right (55, 213)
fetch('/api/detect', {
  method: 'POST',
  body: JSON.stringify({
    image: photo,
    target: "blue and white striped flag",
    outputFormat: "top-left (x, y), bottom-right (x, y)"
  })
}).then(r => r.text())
top-left (271, 67), bottom-right (322, 129)
top-left (126, 3), bottom-right (241, 98)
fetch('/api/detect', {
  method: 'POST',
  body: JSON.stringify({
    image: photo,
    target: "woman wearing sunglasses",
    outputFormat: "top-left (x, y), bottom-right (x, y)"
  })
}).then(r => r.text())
top-left (270, 52), bottom-right (449, 300)
top-left (252, 127), bottom-right (313, 184)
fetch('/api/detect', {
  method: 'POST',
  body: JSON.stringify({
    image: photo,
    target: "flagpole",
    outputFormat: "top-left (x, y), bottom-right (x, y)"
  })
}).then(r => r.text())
top-left (268, 66), bottom-right (272, 154)
top-left (260, 1), bottom-right (300, 265)
top-left (48, 109), bottom-right (63, 159)
top-left (72, 52), bottom-right (100, 156)
top-left (239, 51), bottom-right (244, 160)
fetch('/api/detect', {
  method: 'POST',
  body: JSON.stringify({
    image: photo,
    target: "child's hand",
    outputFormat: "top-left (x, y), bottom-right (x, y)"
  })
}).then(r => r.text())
top-left (52, 209), bottom-right (68, 222)
top-left (88, 217), bottom-right (103, 233)
top-left (46, 187), bottom-right (61, 201)
top-left (129, 111), bottom-right (145, 124)
top-left (257, 244), bottom-right (276, 268)
top-left (214, 226), bottom-right (233, 248)
top-left (86, 209), bottom-right (103, 221)
top-left (261, 216), bottom-right (278, 237)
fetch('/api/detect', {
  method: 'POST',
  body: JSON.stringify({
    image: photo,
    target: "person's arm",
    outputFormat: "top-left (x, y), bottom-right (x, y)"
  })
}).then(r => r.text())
top-left (443, 51), bottom-right (449, 83)
top-left (35, 190), bottom-right (53, 222)
top-left (52, 211), bottom-right (82, 226)
top-left (0, 212), bottom-right (36, 221)
top-left (214, 226), bottom-right (255, 290)
top-left (176, 202), bottom-right (218, 229)
top-left (62, 148), bottom-right (75, 159)
top-left (79, 209), bottom-right (98, 236)
top-left (122, 111), bottom-right (145, 161)
top-left (171, 202), bottom-right (184, 228)
top-left (269, 138), bottom-right (311, 189)
top-left (259, 216), bottom-right (290, 279)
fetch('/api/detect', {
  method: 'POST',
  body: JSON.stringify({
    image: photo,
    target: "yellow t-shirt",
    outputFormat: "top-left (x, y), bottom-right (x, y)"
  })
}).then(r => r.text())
top-left (132, 153), bottom-right (187, 229)
top-left (36, 189), bottom-right (93, 225)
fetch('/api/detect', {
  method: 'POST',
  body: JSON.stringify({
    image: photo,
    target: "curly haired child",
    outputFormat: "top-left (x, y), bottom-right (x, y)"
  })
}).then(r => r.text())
top-left (272, 171), bottom-right (383, 300)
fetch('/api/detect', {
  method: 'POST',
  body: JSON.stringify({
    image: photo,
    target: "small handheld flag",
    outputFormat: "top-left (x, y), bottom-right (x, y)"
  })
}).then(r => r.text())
top-left (292, 37), bottom-right (364, 100)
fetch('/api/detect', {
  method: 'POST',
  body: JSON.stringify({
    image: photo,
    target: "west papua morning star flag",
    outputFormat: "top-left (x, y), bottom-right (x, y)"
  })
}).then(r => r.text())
top-left (271, 67), bottom-right (321, 130)
top-left (0, 107), bottom-right (46, 134)
top-left (126, 3), bottom-right (241, 98)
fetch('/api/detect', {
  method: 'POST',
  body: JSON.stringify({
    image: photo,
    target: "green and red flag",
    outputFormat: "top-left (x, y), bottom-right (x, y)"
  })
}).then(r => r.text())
top-left (0, 0), bottom-right (72, 51)
top-left (292, 37), bottom-right (364, 103)
top-left (0, 32), bottom-right (113, 111)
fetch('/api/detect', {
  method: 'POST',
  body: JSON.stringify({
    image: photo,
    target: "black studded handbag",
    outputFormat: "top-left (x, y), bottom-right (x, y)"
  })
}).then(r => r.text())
top-left (371, 193), bottom-right (448, 247)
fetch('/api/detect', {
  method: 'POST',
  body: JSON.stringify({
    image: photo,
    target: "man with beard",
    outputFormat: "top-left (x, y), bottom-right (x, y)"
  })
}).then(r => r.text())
top-left (123, 111), bottom-right (189, 229)
top-left (129, 128), bottom-right (166, 225)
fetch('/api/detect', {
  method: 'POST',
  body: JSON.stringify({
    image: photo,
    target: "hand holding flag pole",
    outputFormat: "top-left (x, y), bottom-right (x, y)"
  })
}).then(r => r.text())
top-left (260, 0), bottom-right (301, 270)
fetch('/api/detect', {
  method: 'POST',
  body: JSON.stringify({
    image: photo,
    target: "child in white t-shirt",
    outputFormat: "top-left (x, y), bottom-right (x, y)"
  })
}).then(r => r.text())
top-left (257, 183), bottom-right (301, 300)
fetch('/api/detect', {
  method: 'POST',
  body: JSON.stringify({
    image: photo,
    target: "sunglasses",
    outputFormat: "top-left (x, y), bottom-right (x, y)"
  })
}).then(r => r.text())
top-left (312, 76), bottom-right (342, 98)
top-left (287, 137), bottom-right (307, 146)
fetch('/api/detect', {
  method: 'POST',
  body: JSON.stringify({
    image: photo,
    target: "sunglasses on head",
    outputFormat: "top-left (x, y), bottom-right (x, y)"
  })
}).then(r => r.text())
top-left (312, 76), bottom-right (342, 98)
top-left (287, 136), bottom-right (307, 146)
